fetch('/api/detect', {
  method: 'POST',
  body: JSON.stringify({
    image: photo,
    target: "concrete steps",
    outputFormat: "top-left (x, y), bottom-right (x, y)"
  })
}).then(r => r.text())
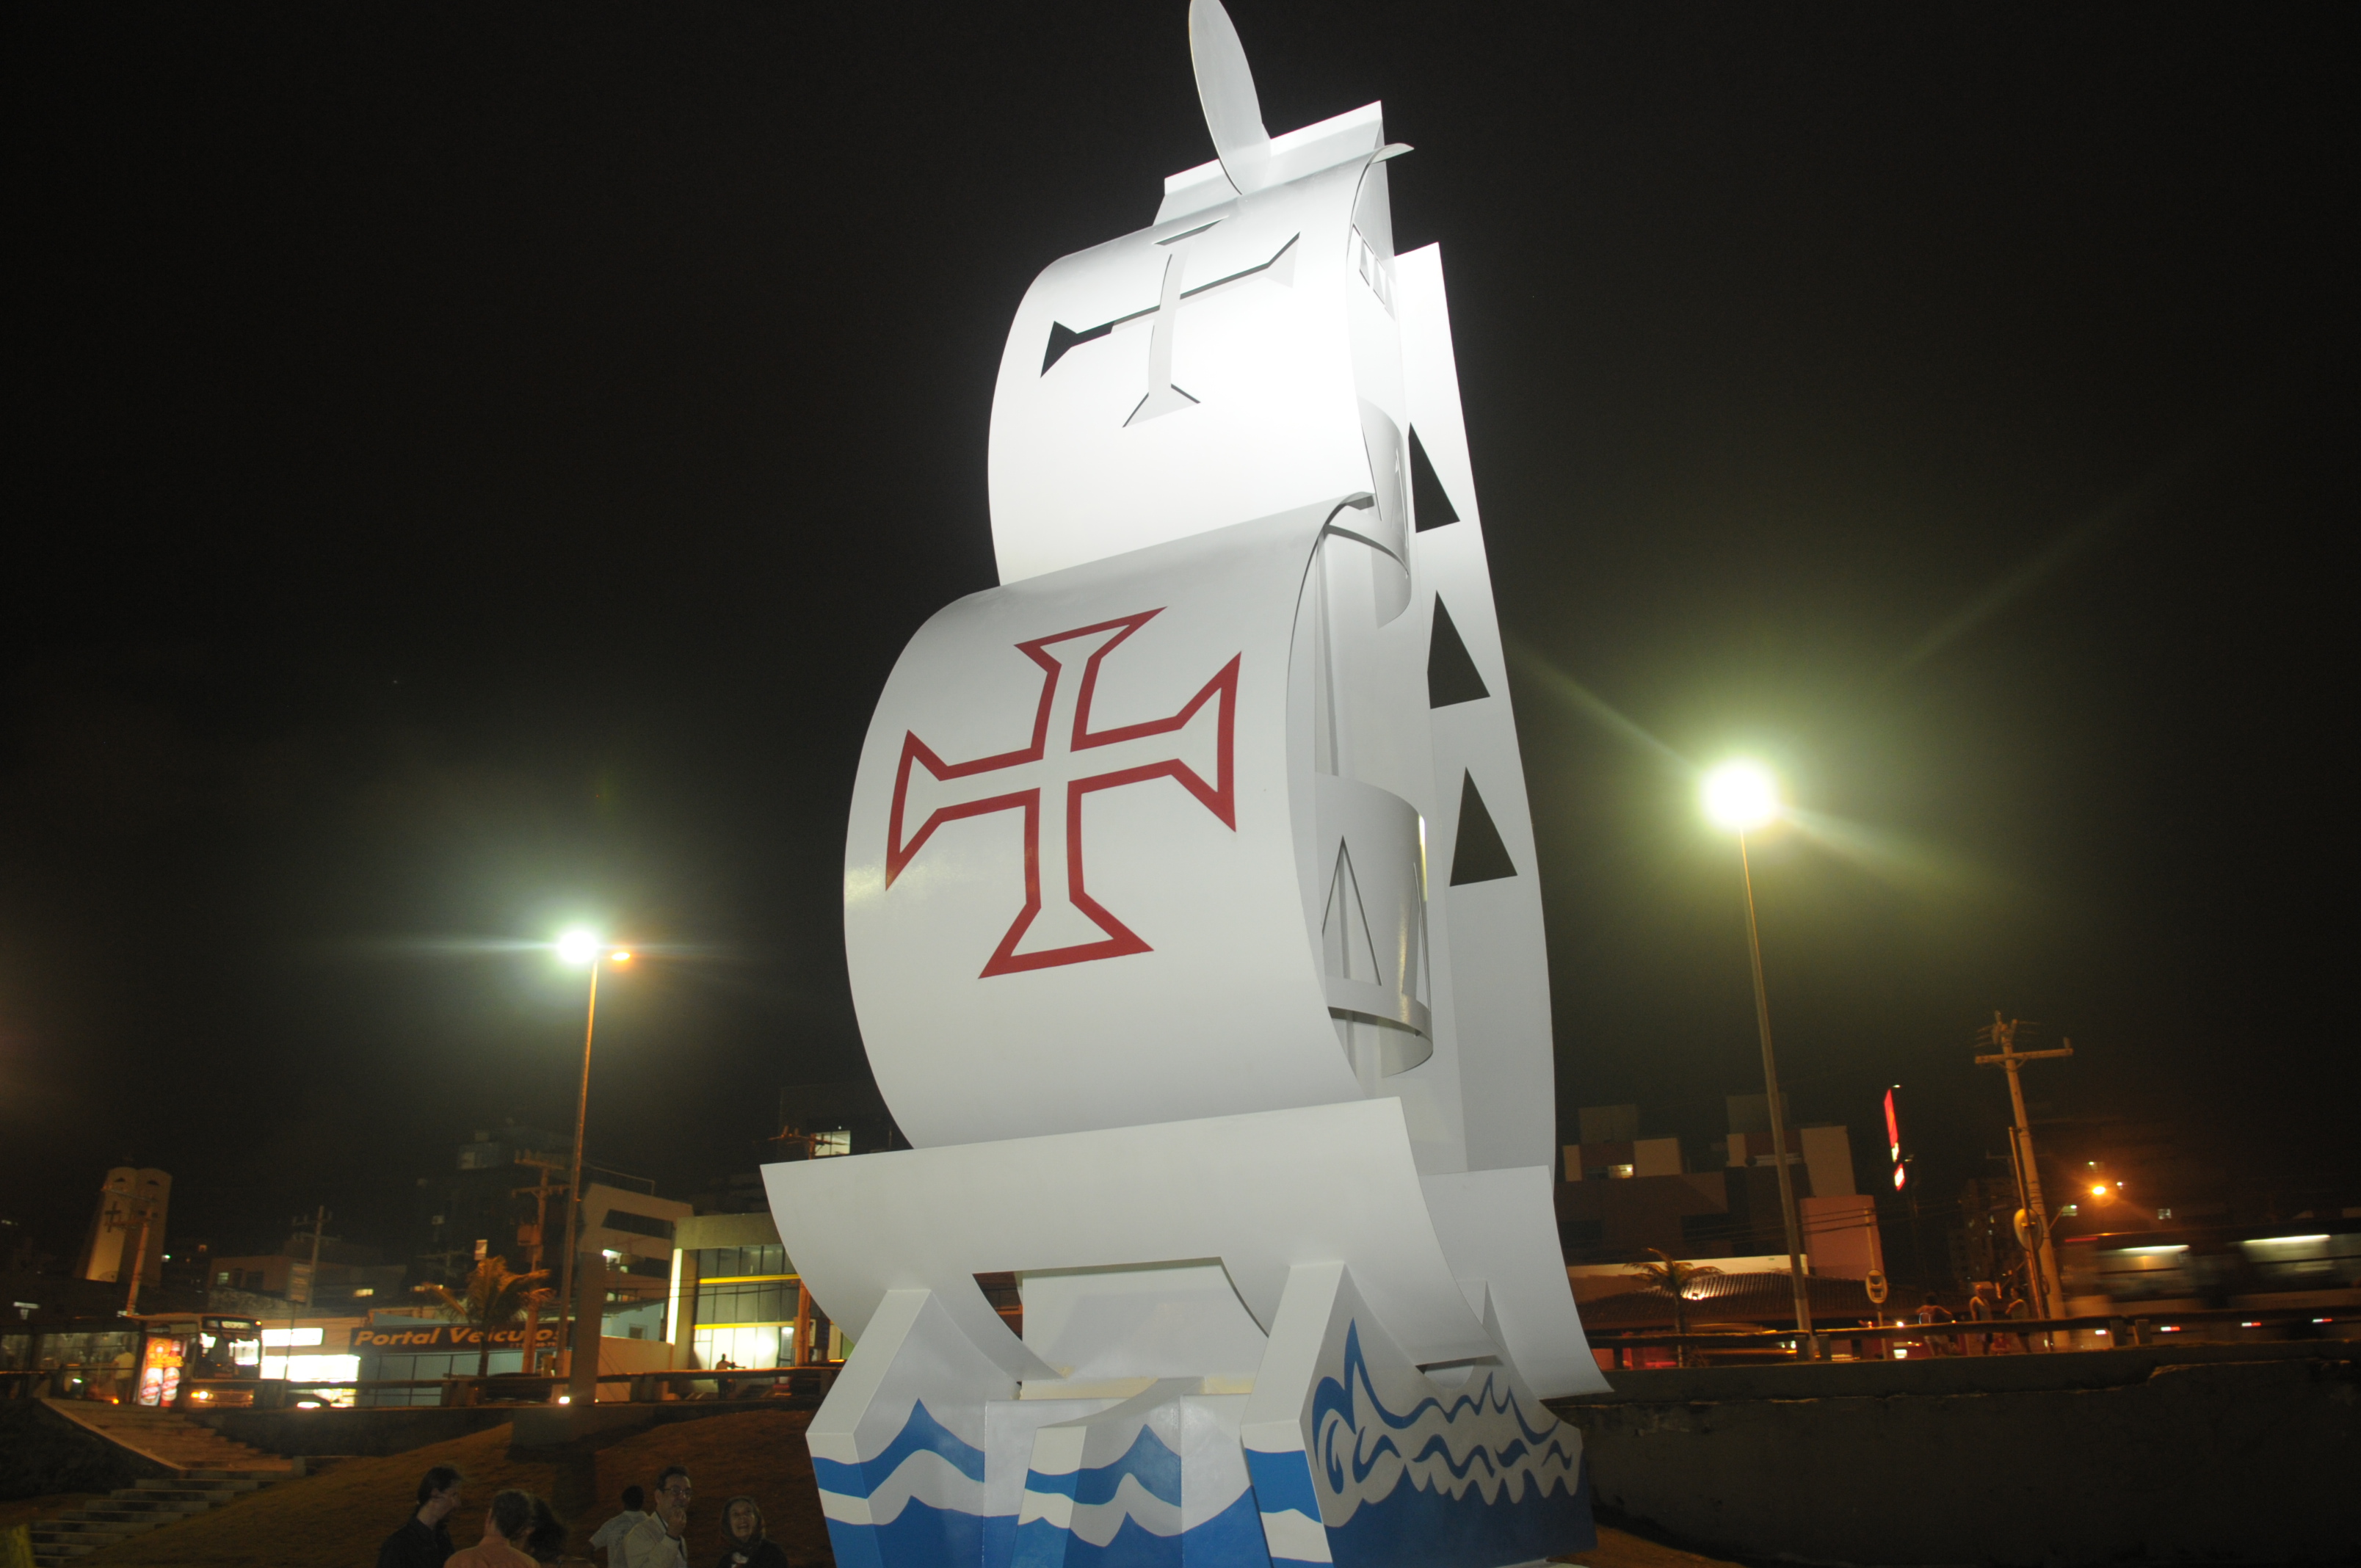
top-left (29, 1472), bottom-right (289, 1564)
top-left (40, 1400), bottom-right (292, 1474)
top-left (27, 1402), bottom-right (295, 1564)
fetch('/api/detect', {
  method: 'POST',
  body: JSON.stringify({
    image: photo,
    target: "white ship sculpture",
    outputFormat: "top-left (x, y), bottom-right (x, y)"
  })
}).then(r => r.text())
top-left (768, 4), bottom-right (1607, 1563)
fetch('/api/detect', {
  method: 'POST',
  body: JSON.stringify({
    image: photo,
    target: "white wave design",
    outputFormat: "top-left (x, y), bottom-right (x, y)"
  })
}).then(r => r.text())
top-left (1317, 1343), bottom-right (1580, 1518)
top-left (815, 1448), bottom-right (982, 1527)
top-left (1258, 1507), bottom-right (1335, 1563)
top-left (1020, 1472), bottom-right (1187, 1544)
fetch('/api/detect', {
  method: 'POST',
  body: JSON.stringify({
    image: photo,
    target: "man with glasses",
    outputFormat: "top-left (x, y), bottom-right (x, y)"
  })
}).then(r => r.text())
top-left (618, 1465), bottom-right (691, 1568)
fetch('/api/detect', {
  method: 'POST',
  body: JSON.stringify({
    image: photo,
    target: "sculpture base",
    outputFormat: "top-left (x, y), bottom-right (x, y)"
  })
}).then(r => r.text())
top-left (769, 1102), bottom-right (1597, 1568)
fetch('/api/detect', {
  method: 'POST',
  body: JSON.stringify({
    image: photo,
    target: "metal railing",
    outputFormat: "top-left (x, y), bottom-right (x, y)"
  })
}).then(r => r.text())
top-left (172, 1363), bottom-right (843, 1407)
top-left (1586, 1303), bottom-right (2347, 1368)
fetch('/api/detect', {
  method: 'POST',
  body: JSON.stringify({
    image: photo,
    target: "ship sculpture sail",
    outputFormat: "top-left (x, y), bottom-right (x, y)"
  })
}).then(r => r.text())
top-left (769, 4), bottom-right (1606, 1563)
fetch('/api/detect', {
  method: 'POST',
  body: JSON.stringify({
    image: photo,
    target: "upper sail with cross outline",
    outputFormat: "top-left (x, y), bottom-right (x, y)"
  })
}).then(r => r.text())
top-left (987, 2), bottom-right (1417, 591)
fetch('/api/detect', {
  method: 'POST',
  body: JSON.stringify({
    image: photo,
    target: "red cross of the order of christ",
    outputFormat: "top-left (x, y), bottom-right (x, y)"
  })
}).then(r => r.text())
top-left (885, 609), bottom-right (1240, 977)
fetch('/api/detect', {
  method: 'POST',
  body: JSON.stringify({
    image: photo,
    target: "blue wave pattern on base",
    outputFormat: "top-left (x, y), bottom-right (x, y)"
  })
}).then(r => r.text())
top-left (1242, 1448), bottom-right (1328, 1568)
top-left (1025, 1423), bottom-right (1183, 1507)
top-left (1319, 1457), bottom-right (1591, 1568)
top-left (819, 1399), bottom-right (1270, 1568)
top-left (812, 1398), bottom-right (988, 1496)
top-left (1011, 1486), bottom-right (1269, 1568)
top-left (826, 1494), bottom-right (988, 1568)
top-left (1302, 1321), bottom-right (1593, 1568)
top-left (815, 1401), bottom-right (988, 1568)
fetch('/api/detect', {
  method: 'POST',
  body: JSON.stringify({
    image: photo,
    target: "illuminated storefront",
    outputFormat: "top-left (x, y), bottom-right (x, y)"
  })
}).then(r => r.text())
top-left (349, 1318), bottom-right (565, 1406)
top-left (687, 1244), bottom-right (799, 1369)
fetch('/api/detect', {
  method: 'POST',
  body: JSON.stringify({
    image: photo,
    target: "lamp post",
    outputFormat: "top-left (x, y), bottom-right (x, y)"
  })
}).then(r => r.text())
top-left (1701, 761), bottom-right (1816, 1352)
top-left (552, 929), bottom-right (631, 1378)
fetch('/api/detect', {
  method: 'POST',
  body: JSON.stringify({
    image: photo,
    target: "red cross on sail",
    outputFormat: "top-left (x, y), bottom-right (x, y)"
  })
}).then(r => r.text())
top-left (885, 609), bottom-right (1239, 976)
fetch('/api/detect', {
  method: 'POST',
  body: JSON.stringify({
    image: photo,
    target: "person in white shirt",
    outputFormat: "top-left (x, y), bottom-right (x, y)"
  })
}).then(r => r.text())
top-left (617, 1467), bottom-right (690, 1568)
top-left (587, 1485), bottom-right (648, 1563)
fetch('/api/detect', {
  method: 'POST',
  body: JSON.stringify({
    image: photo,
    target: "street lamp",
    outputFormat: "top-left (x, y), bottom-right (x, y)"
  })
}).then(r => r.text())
top-left (552, 929), bottom-right (631, 1376)
top-left (1700, 761), bottom-right (1816, 1352)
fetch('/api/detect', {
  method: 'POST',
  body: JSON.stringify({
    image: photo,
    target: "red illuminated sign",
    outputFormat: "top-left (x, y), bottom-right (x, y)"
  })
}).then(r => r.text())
top-left (1885, 1086), bottom-right (1905, 1191)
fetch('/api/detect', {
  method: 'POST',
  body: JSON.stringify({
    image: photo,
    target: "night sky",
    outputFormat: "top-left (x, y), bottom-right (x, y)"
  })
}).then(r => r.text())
top-left (5, 3), bottom-right (2347, 1261)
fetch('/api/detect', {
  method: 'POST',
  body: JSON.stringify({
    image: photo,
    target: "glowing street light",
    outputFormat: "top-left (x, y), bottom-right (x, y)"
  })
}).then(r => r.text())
top-left (1702, 759), bottom-right (1815, 1351)
top-left (551, 930), bottom-right (633, 1376)
top-left (1701, 761), bottom-right (1782, 833)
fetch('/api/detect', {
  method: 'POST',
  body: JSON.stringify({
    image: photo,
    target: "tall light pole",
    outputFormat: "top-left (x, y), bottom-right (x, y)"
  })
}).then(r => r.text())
top-left (1974, 1015), bottom-right (2073, 1335)
top-left (552, 929), bottom-right (631, 1376)
top-left (1702, 761), bottom-right (1815, 1351)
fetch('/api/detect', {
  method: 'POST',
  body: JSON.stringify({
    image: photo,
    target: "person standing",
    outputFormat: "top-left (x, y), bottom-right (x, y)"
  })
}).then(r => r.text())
top-left (449, 1490), bottom-right (538, 1567)
top-left (1915, 1292), bottom-right (1955, 1356)
top-left (1965, 1282), bottom-right (1995, 1356)
top-left (525, 1495), bottom-right (584, 1565)
top-left (378, 1465), bottom-right (463, 1568)
top-left (590, 1486), bottom-right (649, 1563)
top-left (618, 1467), bottom-right (691, 1568)
top-left (715, 1496), bottom-right (791, 1568)
top-left (2002, 1287), bottom-right (2032, 1354)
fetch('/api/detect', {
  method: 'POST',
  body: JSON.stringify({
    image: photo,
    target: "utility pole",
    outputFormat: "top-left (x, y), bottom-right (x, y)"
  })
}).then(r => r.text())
top-left (512, 1155), bottom-right (567, 1376)
top-left (305, 1205), bottom-right (327, 1304)
top-left (556, 953), bottom-right (604, 1377)
top-left (280, 1205), bottom-right (327, 1381)
top-left (1973, 1016), bottom-right (2072, 1337)
top-left (120, 1200), bottom-right (155, 1318)
top-left (1737, 833), bottom-right (1816, 1352)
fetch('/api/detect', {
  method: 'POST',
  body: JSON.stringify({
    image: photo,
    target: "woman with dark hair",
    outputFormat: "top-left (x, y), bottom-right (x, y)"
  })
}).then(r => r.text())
top-left (377, 1465), bottom-right (463, 1568)
top-left (715, 1496), bottom-right (791, 1568)
top-left (525, 1495), bottom-right (587, 1564)
top-left (448, 1489), bottom-right (538, 1567)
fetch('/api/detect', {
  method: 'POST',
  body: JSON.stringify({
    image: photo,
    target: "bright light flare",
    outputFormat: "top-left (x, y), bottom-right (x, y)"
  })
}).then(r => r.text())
top-left (556, 929), bottom-right (600, 965)
top-left (1702, 761), bottom-right (1782, 832)
top-left (609, 950), bottom-right (631, 962)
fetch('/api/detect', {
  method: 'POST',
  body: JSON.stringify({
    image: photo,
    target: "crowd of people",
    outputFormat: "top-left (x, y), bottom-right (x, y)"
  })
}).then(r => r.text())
top-left (1912, 1281), bottom-right (2038, 1354)
top-left (376, 1459), bottom-right (794, 1568)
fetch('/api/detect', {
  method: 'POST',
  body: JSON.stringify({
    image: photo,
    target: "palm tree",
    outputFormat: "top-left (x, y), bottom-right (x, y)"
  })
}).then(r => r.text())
top-left (1629, 1249), bottom-right (1722, 1364)
top-left (421, 1256), bottom-right (551, 1379)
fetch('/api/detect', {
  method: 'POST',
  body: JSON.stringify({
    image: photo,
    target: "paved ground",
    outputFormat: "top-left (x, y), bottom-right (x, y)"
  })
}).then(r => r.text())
top-left (35, 1408), bottom-right (1729, 1567)
top-left (60, 1411), bottom-right (827, 1566)
top-left (1559, 1528), bottom-right (1744, 1567)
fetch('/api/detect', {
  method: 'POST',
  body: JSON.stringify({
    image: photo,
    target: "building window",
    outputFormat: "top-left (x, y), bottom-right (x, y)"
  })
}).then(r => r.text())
top-left (693, 1246), bottom-right (788, 1280)
top-left (601, 1209), bottom-right (676, 1242)
top-left (696, 1280), bottom-right (796, 1326)
top-left (692, 1324), bottom-right (793, 1371)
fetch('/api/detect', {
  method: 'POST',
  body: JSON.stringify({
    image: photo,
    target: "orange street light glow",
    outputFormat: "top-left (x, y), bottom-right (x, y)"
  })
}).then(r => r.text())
top-left (610, 951), bottom-right (631, 962)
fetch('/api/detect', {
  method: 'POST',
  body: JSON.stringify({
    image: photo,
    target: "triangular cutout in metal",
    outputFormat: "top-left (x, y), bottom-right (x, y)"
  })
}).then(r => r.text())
top-left (1409, 425), bottom-right (1460, 531)
top-left (1042, 319), bottom-right (1112, 374)
top-left (1448, 772), bottom-right (1517, 885)
top-left (1427, 598), bottom-right (1490, 708)
top-left (1321, 841), bottom-right (1385, 982)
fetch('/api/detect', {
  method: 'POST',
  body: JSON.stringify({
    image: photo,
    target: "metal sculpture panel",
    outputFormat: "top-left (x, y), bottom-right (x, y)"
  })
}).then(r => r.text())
top-left (774, 6), bottom-right (1602, 1563)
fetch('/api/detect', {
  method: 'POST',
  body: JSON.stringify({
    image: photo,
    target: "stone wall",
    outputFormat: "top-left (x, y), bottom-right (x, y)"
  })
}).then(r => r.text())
top-left (0, 1401), bottom-right (168, 1500)
top-left (1551, 1341), bottom-right (2357, 1565)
